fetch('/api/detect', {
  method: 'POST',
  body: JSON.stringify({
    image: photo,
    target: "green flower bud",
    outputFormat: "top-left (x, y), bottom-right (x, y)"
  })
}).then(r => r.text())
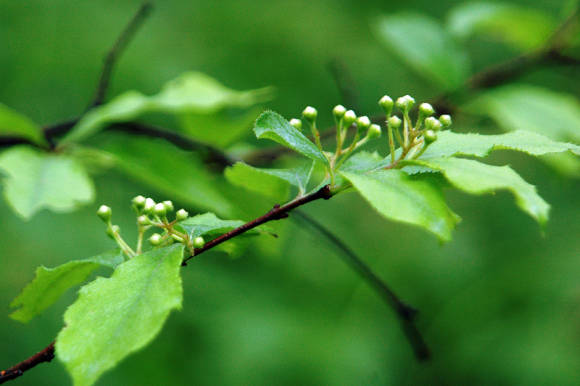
top-left (356, 116), bottom-right (371, 130)
top-left (424, 130), bottom-right (437, 144)
top-left (388, 115), bottom-right (402, 129)
top-left (342, 109), bottom-right (357, 127)
top-left (97, 205), bottom-right (112, 223)
top-left (302, 106), bottom-right (318, 122)
top-left (333, 104), bottom-right (347, 120)
top-left (106, 225), bottom-right (120, 239)
top-left (367, 124), bottom-right (382, 139)
top-left (193, 236), bottom-right (205, 249)
top-left (419, 103), bottom-right (435, 117)
top-left (144, 198), bottom-right (155, 214)
top-left (162, 200), bottom-right (174, 212)
top-left (149, 233), bottom-right (162, 246)
top-left (289, 118), bottom-right (302, 131)
top-left (137, 215), bottom-right (149, 226)
top-left (396, 95), bottom-right (415, 111)
top-left (132, 195), bottom-right (146, 210)
top-left (424, 116), bottom-right (442, 131)
top-left (439, 114), bottom-right (452, 128)
top-left (378, 95), bottom-right (394, 115)
top-left (176, 209), bottom-right (189, 221)
top-left (154, 203), bottom-right (166, 217)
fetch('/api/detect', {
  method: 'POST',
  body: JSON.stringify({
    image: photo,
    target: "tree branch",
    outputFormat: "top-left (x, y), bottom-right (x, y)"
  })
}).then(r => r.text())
top-left (91, 2), bottom-right (153, 107)
top-left (292, 210), bottom-right (430, 360)
top-left (0, 342), bottom-right (54, 384)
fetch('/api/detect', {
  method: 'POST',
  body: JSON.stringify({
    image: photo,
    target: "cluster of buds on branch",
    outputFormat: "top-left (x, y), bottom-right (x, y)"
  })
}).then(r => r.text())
top-left (96, 196), bottom-right (204, 258)
top-left (290, 103), bottom-right (383, 185)
top-left (379, 94), bottom-right (452, 166)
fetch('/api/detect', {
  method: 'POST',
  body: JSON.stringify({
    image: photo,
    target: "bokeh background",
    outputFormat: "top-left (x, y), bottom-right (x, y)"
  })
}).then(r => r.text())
top-left (1, 0), bottom-right (579, 385)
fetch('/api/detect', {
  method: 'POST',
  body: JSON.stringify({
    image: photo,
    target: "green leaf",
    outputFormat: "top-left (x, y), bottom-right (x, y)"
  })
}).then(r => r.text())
top-left (447, 3), bottom-right (556, 50)
top-left (0, 103), bottom-right (46, 146)
top-left (101, 135), bottom-right (233, 216)
top-left (406, 158), bottom-right (550, 225)
top-left (253, 111), bottom-right (329, 165)
top-left (0, 146), bottom-right (94, 219)
top-left (340, 151), bottom-right (382, 173)
top-left (373, 13), bottom-right (469, 89)
top-left (56, 245), bottom-right (184, 386)
top-left (179, 212), bottom-right (245, 239)
top-left (341, 170), bottom-right (460, 242)
top-left (225, 161), bottom-right (314, 201)
top-left (9, 250), bottom-right (124, 323)
top-left (62, 72), bottom-right (273, 144)
top-left (464, 85), bottom-right (580, 142)
top-left (420, 130), bottom-right (580, 160)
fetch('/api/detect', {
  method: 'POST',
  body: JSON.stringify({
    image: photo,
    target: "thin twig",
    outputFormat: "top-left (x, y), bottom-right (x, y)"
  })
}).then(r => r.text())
top-left (0, 342), bottom-right (55, 384)
top-left (292, 210), bottom-right (430, 360)
top-left (91, 2), bottom-right (153, 107)
top-left (183, 185), bottom-right (333, 264)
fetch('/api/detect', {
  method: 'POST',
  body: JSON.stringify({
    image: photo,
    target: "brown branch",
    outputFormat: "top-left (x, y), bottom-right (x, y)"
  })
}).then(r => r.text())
top-left (0, 342), bottom-right (54, 384)
top-left (91, 2), bottom-right (153, 107)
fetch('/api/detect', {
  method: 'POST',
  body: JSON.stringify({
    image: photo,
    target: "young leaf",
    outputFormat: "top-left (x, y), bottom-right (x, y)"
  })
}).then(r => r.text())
top-left (406, 158), bottom-right (550, 225)
top-left (420, 130), bottom-right (580, 160)
top-left (62, 72), bottom-right (273, 144)
top-left (447, 3), bottom-right (556, 50)
top-left (9, 250), bottom-right (124, 323)
top-left (341, 170), bottom-right (460, 242)
top-left (0, 103), bottom-right (46, 146)
top-left (0, 146), bottom-right (94, 219)
top-left (179, 212), bottom-right (245, 239)
top-left (464, 85), bottom-right (580, 142)
top-left (101, 135), bottom-right (233, 216)
top-left (56, 245), bottom-right (184, 386)
top-left (225, 161), bottom-right (314, 201)
top-left (373, 13), bottom-right (469, 89)
top-left (253, 111), bottom-right (329, 165)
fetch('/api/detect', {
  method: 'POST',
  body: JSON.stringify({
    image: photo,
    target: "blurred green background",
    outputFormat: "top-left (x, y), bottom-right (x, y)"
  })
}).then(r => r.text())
top-left (1, 0), bottom-right (579, 385)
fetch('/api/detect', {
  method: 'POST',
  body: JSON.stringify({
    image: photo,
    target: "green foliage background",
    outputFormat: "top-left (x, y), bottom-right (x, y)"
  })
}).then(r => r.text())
top-left (1, 0), bottom-right (579, 385)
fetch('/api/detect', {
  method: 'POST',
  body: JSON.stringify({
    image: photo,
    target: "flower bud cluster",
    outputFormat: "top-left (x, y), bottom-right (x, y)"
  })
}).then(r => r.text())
top-left (96, 196), bottom-right (203, 259)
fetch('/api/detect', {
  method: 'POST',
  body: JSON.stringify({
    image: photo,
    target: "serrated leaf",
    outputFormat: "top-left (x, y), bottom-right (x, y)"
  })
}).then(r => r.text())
top-left (62, 72), bottom-right (273, 144)
top-left (101, 135), bottom-right (233, 216)
top-left (421, 130), bottom-right (580, 159)
top-left (447, 3), bottom-right (556, 50)
top-left (56, 245), bottom-right (184, 386)
top-left (374, 13), bottom-right (469, 89)
top-left (0, 103), bottom-right (46, 146)
top-left (406, 158), bottom-right (550, 225)
top-left (9, 250), bottom-right (124, 323)
top-left (464, 85), bottom-right (580, 142)
top-left (179, 212), bottom-right (245, 239)
top-left (225, 161), bottom-right (314, 201)
top-left (253, 111), bottom-right (329, 165)
top-left (340, 151), bottom-right (382, 173)
top-left (341, 170), bottom-right (460, 242)
top-left (0, 146), bottom-right (94, 219)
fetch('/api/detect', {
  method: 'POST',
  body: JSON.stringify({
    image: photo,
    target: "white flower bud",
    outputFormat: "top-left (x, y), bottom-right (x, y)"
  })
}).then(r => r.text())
top-left (176, 209), bottom-right (189, 221)
top-left (439, 114), bottom-right (452, 128)
top-left (333, 104), bottom-right (347, 119)
top-left (419, 103), bottom-right (435, 117)
top-left (154, 203), bottom-right (166, 217)
top-left (137, 215), bottom-right (149, 226)
top-left (356, 116), bottom-right (371, 130)
top-left (302, 106), bottom-right (318, 121)
top-left (144, 198), bottom-right (155, 214)
top-left (367, 124), bottom-right (381, 139)
top-left (388, 115), bottom-right (402, 129)
top-left (396, 95), bottom-right (415, 111)
top-left (193, 236), bottom-right (205, 248)
top-left (424, 117), bottom-right (442, 131)
top-left (378, 95), bottom-right (394, 114)
top-left (132, 195), bottom-right (146, 210)
top-left (289, 118), bottom-right (302, 131)
top-left (424, 130), bottom-right (437, 144)
top-left (149, 233), bottom-right (162, 246)
top-left (97, 205), bottom-right (112, 223)
top-left (342, 109), bottom-right (357, 127)
top-left (162, 200), bottom-right (174, 212)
